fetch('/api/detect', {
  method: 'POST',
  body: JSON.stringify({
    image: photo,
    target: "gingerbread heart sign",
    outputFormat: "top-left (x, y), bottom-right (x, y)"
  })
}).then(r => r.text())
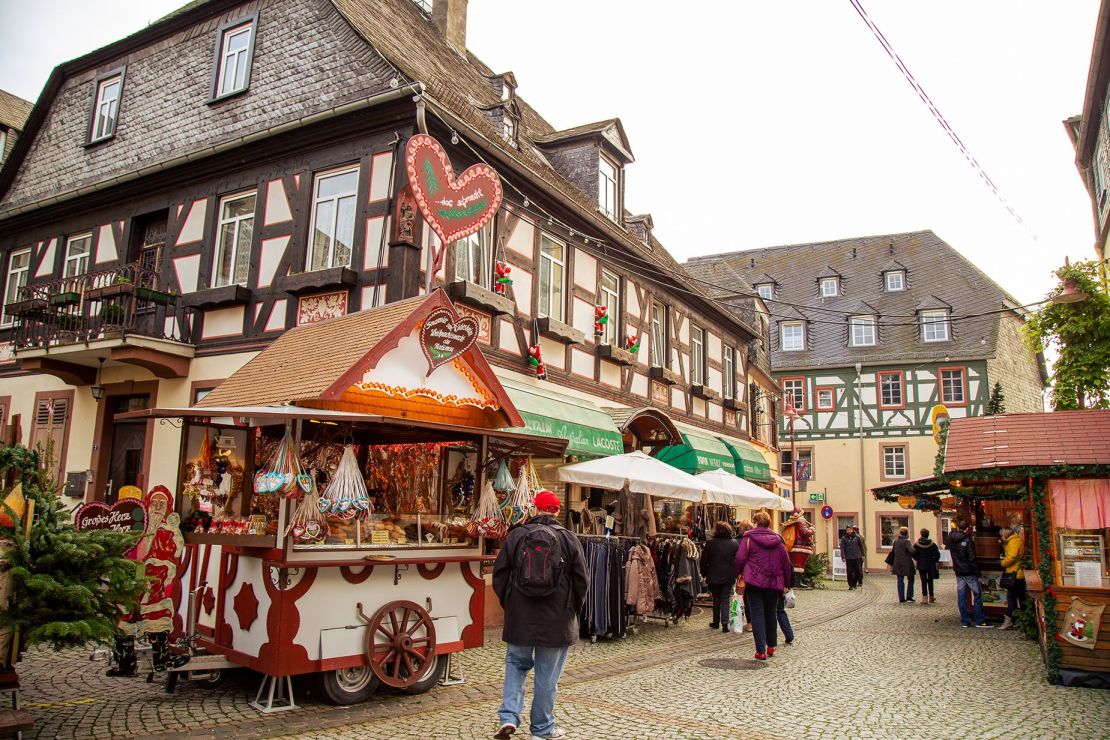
top-left (420, 307), bottom-right (479, 376)
top-left (74, 499), bottom-right (147, 557)
top-left (405, 134), bottom-right (503, 268)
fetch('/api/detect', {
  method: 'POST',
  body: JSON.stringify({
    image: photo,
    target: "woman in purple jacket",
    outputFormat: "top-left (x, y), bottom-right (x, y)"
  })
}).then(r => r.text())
top-left (735, 510), bottom-right (793, 660)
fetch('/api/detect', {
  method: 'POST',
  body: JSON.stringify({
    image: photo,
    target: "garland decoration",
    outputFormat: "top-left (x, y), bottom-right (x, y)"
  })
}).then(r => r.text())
top-left (1031, 477), bottom-right (1062, 683)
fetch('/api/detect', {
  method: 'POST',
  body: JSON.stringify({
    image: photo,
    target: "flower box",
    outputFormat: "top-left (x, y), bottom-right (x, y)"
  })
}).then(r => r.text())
top-left (86, 283), bottom-right (134, 301)
top-left (135, 286), bottom-right (176, 306)
top-left (49, 291), bottom-right (81, 307)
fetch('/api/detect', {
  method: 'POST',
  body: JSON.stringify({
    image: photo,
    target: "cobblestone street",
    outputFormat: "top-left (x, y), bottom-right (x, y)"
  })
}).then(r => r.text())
top-left (19, 576), bottom-right (1110, 739)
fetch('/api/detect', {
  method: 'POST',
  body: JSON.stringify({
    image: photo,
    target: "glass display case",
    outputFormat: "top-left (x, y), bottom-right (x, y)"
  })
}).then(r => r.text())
top-left (1057, 529), bottom-right (1109, 588)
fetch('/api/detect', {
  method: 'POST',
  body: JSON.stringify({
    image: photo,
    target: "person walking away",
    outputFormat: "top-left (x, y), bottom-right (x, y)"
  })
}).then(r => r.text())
top-left (840, 524), bottom-right (865, 590)
top-left (949, 520), bottom-right (992, 629)
top-left (998, 527), bottom-right (1026, 630)
top-left (735, 510), bottom-right (793, 660)
top-left (493, 490), bottom-right (589, 739)
top-left (912, 528), bottom-right (941, 605)
top-left (888, 526), bottom-right (917, 603)
top-left (776, 589), bottom-right (795, 645)
top-left (735, 519), bottom-right (754, 632)
top-left (700, 521), bottom-right (739, 633)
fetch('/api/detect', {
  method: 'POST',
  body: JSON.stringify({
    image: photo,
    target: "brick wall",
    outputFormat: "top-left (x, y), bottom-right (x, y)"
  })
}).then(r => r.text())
top-left (986, 313), bottom-right (1045, 412)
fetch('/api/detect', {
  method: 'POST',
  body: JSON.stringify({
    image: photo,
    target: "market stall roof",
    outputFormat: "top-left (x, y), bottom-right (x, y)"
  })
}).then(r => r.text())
top-left (871, 475), bottom-right (950, 501)
top-left (195, 290), bottom-right (523, 430)
top-left (694, 469), bottom-right (793, 509)
top-left (498, 377), bottom-right (624, 459)
top-left (653, 425), bottom-right (736, 475)
top-left (115, 404), bottom-right (568, 457)
top-left (718, 436), bottom-right (773, 483)
top-left (557, 450), bottom-right (728, 502)
top-left (944, 410), bottom-right (1110, 474)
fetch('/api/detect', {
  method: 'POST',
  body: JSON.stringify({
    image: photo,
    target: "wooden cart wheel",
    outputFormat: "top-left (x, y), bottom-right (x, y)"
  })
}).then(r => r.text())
top-left (365, 600), bottom-right (437, 689)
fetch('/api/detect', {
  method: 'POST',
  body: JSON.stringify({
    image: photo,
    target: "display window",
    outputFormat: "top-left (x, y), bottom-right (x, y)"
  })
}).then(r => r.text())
top-left (1056, 529), bottom-right (1109, 588)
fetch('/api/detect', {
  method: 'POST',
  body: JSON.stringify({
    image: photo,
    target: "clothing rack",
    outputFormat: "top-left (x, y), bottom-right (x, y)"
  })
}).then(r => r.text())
top-left (575, 534), bottom-right (640, 642)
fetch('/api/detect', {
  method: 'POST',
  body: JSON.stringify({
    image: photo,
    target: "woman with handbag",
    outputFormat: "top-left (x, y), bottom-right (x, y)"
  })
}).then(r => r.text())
top-left (998, 527), bottom-right (1025, 630)
top-left (735, 511), bottom-right (793, 660)
top-left (912, 528), bottom-right (941, 604)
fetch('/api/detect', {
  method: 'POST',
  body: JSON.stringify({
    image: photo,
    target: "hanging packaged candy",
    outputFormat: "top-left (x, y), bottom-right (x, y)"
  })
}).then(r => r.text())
top-left (503, 465), bottom-right (532, 526)
top-left (253, 428), bottom-right (310, 499)
top-left (285, 472), bottom-right (329, 545)
top-left (318, 445), bottom-right (373, 520)
top-left (493, 459), bottom-right (515, 495)
top-left (470, 479), bottom-right (508, 539)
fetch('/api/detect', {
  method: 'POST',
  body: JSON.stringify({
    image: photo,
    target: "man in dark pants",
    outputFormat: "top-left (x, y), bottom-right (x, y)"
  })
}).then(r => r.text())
top-left (493, 491), bottom-right (588, 740)
top-left (840, 524), bottom-right (865, 590)
top-left (949, 520), bottom-right (992, 628)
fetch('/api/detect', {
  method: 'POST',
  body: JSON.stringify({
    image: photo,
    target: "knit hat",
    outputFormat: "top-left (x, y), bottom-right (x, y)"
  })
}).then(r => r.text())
top-left (533, 490), bottom-right (560, 513)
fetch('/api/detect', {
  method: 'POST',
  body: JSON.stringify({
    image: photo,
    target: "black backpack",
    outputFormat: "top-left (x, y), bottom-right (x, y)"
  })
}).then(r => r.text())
top-left (513, 522), bottom-right (567, 598)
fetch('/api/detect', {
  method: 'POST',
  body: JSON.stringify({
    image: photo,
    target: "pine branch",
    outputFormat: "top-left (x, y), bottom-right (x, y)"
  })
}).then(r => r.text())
top-left (437, 199), bottom-right (487, 220)
top-left (422, 158), bottom-right (440, 197)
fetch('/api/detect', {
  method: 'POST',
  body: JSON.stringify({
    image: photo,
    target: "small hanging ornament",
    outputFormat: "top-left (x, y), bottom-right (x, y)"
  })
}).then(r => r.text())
top-left (593, 305), bottom-right (608, 337)
top-left (626, 334), bottom-right (640, 354)
top-left (253, 427), bottom-right (311, 499)
top-left (493, 458), bottom-right (515, 495)
top-left (527, 344), bottom-right (547, 380)
top-left (494, 261), bottom-right (513, 295)
top-left (318, 445), bottom-right (372, 520)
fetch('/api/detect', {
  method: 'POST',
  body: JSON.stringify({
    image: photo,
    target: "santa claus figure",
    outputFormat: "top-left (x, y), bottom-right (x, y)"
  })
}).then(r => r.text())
top-left (781, 508), bottom-right (816, 574)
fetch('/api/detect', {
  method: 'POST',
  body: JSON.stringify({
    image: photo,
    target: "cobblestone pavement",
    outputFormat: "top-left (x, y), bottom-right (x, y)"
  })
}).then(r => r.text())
top-left (18, 576), bottom-right (1110, 739)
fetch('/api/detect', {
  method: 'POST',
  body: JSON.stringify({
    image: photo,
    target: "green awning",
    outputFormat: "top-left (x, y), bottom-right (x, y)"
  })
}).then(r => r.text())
top-left (501, 379), bottom-right (624, 459)
top-left (719, 437), bottom-right (772, 483)
top-left (654, 427), bottom-right (737, 475)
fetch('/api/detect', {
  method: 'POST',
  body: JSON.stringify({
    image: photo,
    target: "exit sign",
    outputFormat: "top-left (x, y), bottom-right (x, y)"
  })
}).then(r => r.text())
top-left (808, 493), bottom-right (825, 504)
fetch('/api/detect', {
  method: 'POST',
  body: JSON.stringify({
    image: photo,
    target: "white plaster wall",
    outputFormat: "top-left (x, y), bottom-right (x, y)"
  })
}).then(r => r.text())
top-left (264, 179), bottom-right (292, 225)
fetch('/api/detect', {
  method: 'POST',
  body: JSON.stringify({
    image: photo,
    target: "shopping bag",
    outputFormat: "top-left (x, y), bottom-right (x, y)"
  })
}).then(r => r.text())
top-left (729, 598), bottom-right (745, 632)
top-left (784, 589), bottom-right (797, 609)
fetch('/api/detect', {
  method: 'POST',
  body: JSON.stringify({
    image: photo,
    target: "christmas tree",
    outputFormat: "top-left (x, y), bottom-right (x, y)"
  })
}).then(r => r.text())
top-left (0, 442), bottom-right (146, 651)
top-left (986, 382), bottom-right (1006, 415)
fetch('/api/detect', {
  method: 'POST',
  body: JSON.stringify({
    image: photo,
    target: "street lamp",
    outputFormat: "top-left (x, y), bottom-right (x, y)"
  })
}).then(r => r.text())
top-left (784, 401), bottom-right (802, 508)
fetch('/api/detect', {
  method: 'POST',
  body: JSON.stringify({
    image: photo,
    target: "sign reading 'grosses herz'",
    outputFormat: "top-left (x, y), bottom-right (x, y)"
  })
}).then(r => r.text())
top-left (74, 499), bottom-right (147, 556)
top-left (405, 133), bottom-right (503, 271)
top-left (420, 308), bottom-right (479, 376)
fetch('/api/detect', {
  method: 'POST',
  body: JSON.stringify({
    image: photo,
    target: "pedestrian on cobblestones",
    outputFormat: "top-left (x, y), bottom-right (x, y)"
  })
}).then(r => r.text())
top-left (735, 520), bottom-right (754, 632)
top-left (949, 520), bottom-right (992, 628)
top-left (998, 527), bottom-right (1026, 630)
top-left (888, 526), bottom-right (917, 603)
top-left (701, 521), bottom-right (739, 633)
top-left (839, 525), bottom-right (865, 590)
top-left (493, 491), bottom-right (589, 739)
top-left (735, 510), bottom-right (793, 660)
top-left (912, 528), bottom-right (940, 604)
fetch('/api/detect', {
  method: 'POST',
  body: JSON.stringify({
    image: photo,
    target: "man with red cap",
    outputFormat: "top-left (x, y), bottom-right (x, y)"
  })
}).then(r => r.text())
top-left (493, 489), bottom-right (588, 740)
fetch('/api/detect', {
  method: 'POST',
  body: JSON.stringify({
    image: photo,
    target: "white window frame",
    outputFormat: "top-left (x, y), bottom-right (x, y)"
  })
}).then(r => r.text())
top-left (940, 368), bottom-right (966, 405)
top-left (756, 284), bottom-right (774, 300)
top-left (538, 233), bottom-right (565, 322)
top-left (598, 156), bottom-right (619, 220)
top-left (850, 315), bottom-right (876, 347)
top-left (91, 74), bottom-right (122, 142)
top-left (454, 224), bottom-right (491, 288)
top-left (885, 271), bottom-right (905, 292)
top-left (63, 233), bottom-right (92, 279)
top-left (213, 192), bottom-right (256, 287)
top-left (0, 129), bottom-right (7, 163)
top-left (502, 115), bottom-right (517, 145)
top-left (306, 166), bottom-right (359, 271)
top-left (782, 378), bottom-right (805, 413)
top-left (599, 269), bottom-right (620, 345)
top-left (820, 277), bottom-right (839, 297)
top-left (216, 22), bottom-right (254, 98)
top-left (723, 345), bottom-right (735, 400)
top-left (879, 371), bottom-right (904, 408)
top-left (921, 309), bottom-right (950, 342)
top-left (1096, 142), bottom-right (1110, 210)
top-left (651, 301), bottom-right (667, 368)
top-left (2, 248), bottom-right (31, 327)
top-left (781, 321), bottom-right (805, 351)
top-left (883, 446), bottom-right (908, 479)
top-left (816, 388), bottom-right (834, 411)
top-left (690, 325), bottom-right (705, 386)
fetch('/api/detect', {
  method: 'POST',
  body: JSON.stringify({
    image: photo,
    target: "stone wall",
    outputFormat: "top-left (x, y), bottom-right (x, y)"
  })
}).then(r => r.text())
top-left (986, 313), bottom-right (1045, 412)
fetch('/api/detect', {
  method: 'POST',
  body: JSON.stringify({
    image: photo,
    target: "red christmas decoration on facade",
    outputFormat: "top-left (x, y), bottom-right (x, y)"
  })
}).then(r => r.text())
top-left (527, 344), bottom-right (547, 380)
top-left (593, 305), bottom-right (608, 337)
top-left (495, 262), bottom-right (513, 295)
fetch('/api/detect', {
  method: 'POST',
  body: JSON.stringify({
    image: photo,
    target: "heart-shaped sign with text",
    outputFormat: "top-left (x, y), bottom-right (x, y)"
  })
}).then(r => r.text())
top-left (420, 307), bottom-right (479, 376)
top-left (405, 134), bottom-right (503, 268)
top-left (75, 499), bottom-right (147, 556)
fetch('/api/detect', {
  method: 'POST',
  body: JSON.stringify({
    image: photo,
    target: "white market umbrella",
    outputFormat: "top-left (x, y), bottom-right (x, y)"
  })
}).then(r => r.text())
top-left (695, 468), bottom-right (789, 509)
top-left (557, 450), bottom-right (727, 502)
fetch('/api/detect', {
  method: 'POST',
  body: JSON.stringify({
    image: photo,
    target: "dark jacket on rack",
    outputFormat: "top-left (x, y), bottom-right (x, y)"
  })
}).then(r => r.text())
top-left (700, 533), bottom-right (739, 586)
top-left (912, 537), bottom-right (941, 574)
top-left (493, 515), bottom-right (589, 648)
top-left (889, 535), bottom-right (917, 577)
top-left (947, 530), bottom-right (980, 577)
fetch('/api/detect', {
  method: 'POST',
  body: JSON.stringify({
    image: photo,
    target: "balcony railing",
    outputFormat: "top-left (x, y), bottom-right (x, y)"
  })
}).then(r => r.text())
top-left (5, 262), bottom-right (195, 351)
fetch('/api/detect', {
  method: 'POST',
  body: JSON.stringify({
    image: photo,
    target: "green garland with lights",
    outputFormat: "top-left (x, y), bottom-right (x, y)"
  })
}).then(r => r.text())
top-left (1030, 477), bottom-right (1062, 683)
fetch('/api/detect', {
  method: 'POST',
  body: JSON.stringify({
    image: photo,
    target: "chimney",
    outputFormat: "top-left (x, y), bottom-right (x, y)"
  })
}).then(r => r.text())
top-left (432, 0), bottom-right (469, 57)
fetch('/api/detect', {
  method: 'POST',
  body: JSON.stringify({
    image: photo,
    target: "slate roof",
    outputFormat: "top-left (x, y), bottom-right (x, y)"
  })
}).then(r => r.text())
top-left (943, 410), bottom-right (1110, 473)
top-left (685, 230), bottom-right (1023, 371)
top-left (0, 90), bottom-right (32, 131)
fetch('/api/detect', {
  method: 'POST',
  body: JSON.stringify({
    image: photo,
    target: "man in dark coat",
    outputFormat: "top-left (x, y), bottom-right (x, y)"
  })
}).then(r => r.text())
top-left (888, 526), bottom-right (917, 603)
top-left (700, 521), bottom-right (739, 632)
top-left (839, 525), bottom-right (865, 590)
top-left (492, 490), bottom-right (588, 739)
top-left (949, 520), bottom-right (992, 628)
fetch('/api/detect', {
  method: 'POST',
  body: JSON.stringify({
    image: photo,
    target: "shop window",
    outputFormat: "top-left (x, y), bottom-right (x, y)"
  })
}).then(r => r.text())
top-left (307, 166), bottom-right (359, 271)
top-left (1050, 479), bottom-right (1110, 587)
top-left (538, 233), bottom-right (565, 322)
top-left (878, 514), bottom-right (910, 550)
top-left (214, 192), bottom-right (256, 287)
top-left (877, 371), bottom-right (904, 409)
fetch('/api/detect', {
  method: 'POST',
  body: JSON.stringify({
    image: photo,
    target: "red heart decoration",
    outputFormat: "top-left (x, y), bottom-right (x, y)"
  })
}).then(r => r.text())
top-left (74, 499), bottom-right (148, 557)
top-left (405, 134), bottom-right (503, 265)
top-left (420, 307), bottom-right (480, 376)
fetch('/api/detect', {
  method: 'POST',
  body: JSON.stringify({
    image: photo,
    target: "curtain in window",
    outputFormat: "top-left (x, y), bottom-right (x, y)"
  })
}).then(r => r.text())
top-left (1050, 478), bottom-right (1110, 529)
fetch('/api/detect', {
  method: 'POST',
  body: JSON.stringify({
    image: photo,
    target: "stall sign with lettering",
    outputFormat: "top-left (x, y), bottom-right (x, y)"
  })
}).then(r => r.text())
top-left (420, 308), bottom-right (478, 375)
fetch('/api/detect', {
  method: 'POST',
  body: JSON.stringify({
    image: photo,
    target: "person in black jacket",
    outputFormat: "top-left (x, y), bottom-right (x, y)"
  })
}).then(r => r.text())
top-left (949, 520), bottom-right (992, 628)
top-left (912, 528), bottom-right (941, 604)
top-left (700, 521), bottom-right (739, 632)
top-left (839, 525), bottom-right (865, 590)
top-left (493, 491), bottom-right (589, 739)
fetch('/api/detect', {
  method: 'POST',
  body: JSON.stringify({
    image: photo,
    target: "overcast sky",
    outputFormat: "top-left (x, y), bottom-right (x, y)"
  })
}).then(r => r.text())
top-left (0, 1), bottom-right (1100, 306)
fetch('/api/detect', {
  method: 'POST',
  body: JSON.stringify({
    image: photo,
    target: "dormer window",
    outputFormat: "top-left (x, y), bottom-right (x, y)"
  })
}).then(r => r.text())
top-left (920, 309), bottom-right (951, 342)
top-left (780, 321), bottom-right (805, 351)
top-left (598, 156), bottom-right (619, 220)
top-left (885, 270), bottom-right (906, 292)
top-left (756, 284), bottom-right (774, 300)
top-left (820, 277), bottom-right (839, 297)
top-left (89, 70), bottom-right (124, 143)
top-left (850, 315), bottom-right (876, 347)
top-left (212, 15), bottom-right (257, 101)
top-left (502, 115), bottom-right (517, 145)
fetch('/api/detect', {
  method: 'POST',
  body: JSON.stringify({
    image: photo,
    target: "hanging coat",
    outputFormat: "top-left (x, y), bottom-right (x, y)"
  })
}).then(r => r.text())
top-left (626, 544), bottom-right (661, 615)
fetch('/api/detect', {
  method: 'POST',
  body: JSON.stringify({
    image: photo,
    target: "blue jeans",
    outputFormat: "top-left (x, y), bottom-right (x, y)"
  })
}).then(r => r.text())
top-left (956, 575), bottom-right (985, 625)
top-left (897, 573), bottom-right (916, 601)
top-left (497, 643), bottom-right (569, 736)
top-left (776, 594), bottom-right (794, 642)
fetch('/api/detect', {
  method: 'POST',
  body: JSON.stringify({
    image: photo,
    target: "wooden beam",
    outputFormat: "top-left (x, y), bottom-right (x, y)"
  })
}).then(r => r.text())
top-left (109, 346), bottom-right (190, 379)
top-left (20, 357), bottom-right (95, 385)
